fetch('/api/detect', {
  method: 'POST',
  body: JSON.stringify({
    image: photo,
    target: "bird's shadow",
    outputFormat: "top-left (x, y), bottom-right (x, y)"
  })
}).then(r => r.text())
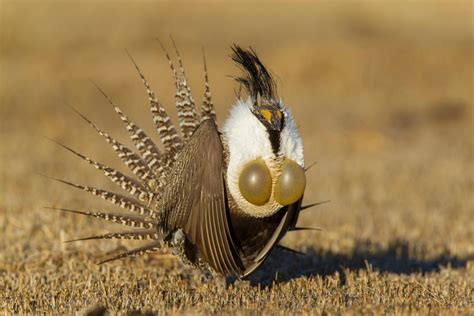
top-left (245, 238), bottom-right (473, 287)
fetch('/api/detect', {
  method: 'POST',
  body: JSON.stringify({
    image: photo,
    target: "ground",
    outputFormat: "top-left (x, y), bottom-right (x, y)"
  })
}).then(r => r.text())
top-left (0, 1), bottom-right (473, 314)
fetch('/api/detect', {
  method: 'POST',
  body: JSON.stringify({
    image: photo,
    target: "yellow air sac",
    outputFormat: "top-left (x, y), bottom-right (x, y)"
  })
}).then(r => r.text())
top-left (239, 159), bottom-right (272, 206)
top-left (275, 159), bottom-right (306, 206)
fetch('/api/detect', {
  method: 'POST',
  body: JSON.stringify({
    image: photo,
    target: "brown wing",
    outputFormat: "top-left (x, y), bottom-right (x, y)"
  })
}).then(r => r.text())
top-left (241, 198), bottom-right (302, 277)
top-left (162, 119), bottom-right (244, 276)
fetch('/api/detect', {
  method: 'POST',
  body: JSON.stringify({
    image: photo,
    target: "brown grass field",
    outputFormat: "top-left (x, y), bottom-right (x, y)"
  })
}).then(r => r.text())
top-left (1, 0), bottom-right (473, 314)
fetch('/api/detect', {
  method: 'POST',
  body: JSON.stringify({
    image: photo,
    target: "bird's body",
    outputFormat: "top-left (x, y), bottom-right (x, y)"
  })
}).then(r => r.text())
top-left (50, 45), bottom-right (310, 278)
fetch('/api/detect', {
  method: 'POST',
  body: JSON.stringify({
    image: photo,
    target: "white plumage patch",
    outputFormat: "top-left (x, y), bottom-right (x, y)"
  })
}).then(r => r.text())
top-left (223, 99), bottom-right (275, 169)
top-left (222, 98), bottom-right (304, 217)
top-left (279, 106), bottom-right (304, 166)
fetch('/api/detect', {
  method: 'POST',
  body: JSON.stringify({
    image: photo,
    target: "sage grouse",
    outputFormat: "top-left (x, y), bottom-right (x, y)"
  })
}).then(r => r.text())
top-left (49, 45), bottom-right (316, 278)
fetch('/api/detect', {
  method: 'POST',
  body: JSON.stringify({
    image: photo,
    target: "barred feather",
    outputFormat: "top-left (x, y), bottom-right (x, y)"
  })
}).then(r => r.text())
top-left (114, 106), bottom-right (164, 178)
top-left (201, 50), bottom-right (216, 123)
top-left (99, 241), bottom-right (162, 264)
top-left (47, 45), bottom-right (311, 277)
top-left (50, 139), bottom-right (150, 201)
top-left (158, 40), bottom-right (178, 89)
top-left (65, 229), bottom-right (160, 242)
top-left (127, 52), bottom-right (182, 162)
top-left (48, 176), bottom-right (158, 218)
top-left (170, 39), bottom-right (200, 140)
top-left (108, 99), bottom-right (162, 171)
top-left (71, 104), bottom-right (157, 185)
top-left (92, 80), bottom-right (161, 166)
top-left (46, 207), bottom-right (154, 229)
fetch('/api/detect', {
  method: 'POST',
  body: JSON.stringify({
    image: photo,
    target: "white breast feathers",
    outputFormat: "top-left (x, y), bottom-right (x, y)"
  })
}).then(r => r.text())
top-left (222, 98), bottom-right (304, 218)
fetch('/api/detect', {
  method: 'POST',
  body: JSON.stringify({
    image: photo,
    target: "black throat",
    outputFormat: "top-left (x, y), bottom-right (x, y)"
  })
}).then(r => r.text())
top-left (267, 129), bottom-right (281, 155)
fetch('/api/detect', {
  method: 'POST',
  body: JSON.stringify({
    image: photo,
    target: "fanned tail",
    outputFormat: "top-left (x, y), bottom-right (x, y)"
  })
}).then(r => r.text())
top-left (50, 43), bottom-right (221, 265)
top-left (48, 138), bottom-right (150, 202)
top-left (112, 105), bottom-right (162, 172)
top-left (99, 241), bottom-right (163, 264)
top-left (47, 176), bottom-right (158, 218)
top-left (92, 81), bottom-right (162, 173)
top-left (46, 207), bottom-right (154, 229)
top-left (126, 51), bottom-right (182, 170)
top-left (163, 39), bottom-right (199, 141)
top-left (65, 228), bottom-right (160, 242)
top-left (201, 49), bottom-right (216, 123)
top-left (70, 105), bottom-right (157, 186)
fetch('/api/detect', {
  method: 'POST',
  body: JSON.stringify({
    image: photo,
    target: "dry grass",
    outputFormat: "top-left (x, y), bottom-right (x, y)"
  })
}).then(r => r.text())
top-left (1, 0), bottom-right (473, 314)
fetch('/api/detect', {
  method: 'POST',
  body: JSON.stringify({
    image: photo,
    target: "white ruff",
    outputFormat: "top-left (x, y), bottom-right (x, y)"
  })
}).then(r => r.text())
top-left (222, 98), bottom-right (304, 218)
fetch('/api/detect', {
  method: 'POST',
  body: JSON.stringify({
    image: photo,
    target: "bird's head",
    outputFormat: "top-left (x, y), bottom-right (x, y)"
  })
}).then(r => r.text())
top-left (222, 46), bottom-right (305, 218)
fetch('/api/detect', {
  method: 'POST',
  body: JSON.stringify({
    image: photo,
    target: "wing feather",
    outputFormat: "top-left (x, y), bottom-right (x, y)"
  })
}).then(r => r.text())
top-left (162, 119), bottom-right (244, 275)
top-left (242, 199), bottom-right (302, 277)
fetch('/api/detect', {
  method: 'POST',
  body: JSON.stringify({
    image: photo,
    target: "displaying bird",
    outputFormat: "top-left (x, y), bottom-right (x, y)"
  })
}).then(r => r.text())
top-left (48, 44), bottom-right (316, 278)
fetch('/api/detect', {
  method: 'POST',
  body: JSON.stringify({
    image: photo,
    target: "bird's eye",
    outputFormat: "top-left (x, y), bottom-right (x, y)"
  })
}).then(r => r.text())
top-left (259, 109), bottom-right (272, 123)
top-left (239, 159), bottom-right (272, 206)
top-left (274, 159), bottom-right (306, 206)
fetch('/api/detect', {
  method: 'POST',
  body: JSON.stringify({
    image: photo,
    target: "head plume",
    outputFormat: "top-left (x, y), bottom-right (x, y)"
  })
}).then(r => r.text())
top-left (231, 45), bottom-right (278, 104)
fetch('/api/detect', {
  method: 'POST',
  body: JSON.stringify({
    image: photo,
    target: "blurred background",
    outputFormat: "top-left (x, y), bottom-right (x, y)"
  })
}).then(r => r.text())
top-left (0, 0), bottom-right (473, 312)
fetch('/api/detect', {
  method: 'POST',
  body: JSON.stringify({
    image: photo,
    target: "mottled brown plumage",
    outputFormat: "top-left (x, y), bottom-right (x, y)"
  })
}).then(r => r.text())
top-left (48, 44), bottom-right (313, 277)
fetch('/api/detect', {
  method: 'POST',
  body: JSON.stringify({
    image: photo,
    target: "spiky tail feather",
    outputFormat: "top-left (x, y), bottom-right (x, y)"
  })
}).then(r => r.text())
top-left (94, 80), bottom-right (163, 171)
top-left (50, 43), bottom-right (215, 263)
top-left (200, 49), bottom-right (216, 123)
top-left (127, 51), bottom-right (183, 165)
top-left (300, 200), bottom-right (331, 211)
top-left (47, 138), bottom-right (151, 202)
top-left (65, 229), bottom-right (160, 243)
top-left (46, 207), bottom-right (154, 229)
top-left (169, 38), bottom-right (200, 140)
top-left (71, 105), bottom-right (157, 185)
top-left (46, 176), bottom-right (158, 218)
top-left (99, 241), bottom-right (162, 264)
